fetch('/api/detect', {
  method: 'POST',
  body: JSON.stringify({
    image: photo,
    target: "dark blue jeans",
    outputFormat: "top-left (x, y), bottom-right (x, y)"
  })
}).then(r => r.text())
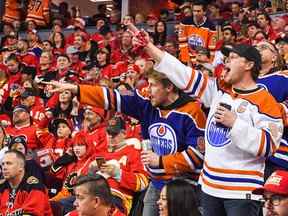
top-left (201, 191), bottom-right (261, 216)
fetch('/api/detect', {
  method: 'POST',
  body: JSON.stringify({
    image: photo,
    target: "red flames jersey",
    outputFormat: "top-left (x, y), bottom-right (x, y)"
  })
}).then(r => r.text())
top-left (0, 176), bottom-right (52, 216)
top-left (5, 125), bottom-right (42, 150)
top-left (85, 125), bottom-right (108, 155)
top-left (95, 144), bottom-right (149, 213)
top-left (17, 52), bottom-right (38, 67)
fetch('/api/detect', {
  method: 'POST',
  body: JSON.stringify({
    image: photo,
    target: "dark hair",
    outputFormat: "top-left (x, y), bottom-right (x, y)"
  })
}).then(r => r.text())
top-left (57, 54), bottom-right (70, 62)
top-left (51, 32), bottom-right (66, 49)
top-left (6, 53), bottom-right (19, 63)
top-left (153, 21), bottom-right (167, 46)
top-left (231, 1), bottom-right (241, 7)
top-left (193, 0), bottom-right (207, 11)
top-left (43, 40), bottom-right (53, 46)
top-left (5, 150), bottom-right (26, 167)
top-left (247, 21), bottom-right (260, 29)
top-left (253, 30), bottom-right (268, 40)
top-left (223, 27), bottom-right (237, 38)
top-left (257, 12), bottom-right (271, 24)
top-left (75, 174), bottom-right (113, 205)
top-left (166, 179), bottom-right (201, 216)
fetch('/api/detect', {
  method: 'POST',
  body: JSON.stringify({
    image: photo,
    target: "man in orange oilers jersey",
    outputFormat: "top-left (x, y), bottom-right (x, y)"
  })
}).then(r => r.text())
top-left (43, 65), bottom-right (206, 216)
top-left (178, 1), bottom-right (216, 64)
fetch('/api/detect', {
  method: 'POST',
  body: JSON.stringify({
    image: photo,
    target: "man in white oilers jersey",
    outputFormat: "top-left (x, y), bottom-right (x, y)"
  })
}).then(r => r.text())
top-left (131, 27), bottom-right (284, 216)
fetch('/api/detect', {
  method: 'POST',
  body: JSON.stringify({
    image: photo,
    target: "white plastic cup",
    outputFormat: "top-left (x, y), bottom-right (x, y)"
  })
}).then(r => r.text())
top-left (141, 139), bottom-right (152, 151)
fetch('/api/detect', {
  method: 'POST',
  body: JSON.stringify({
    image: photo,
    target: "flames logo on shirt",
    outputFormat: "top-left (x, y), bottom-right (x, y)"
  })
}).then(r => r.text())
top-left (149, 123), bottom-right (177, 155)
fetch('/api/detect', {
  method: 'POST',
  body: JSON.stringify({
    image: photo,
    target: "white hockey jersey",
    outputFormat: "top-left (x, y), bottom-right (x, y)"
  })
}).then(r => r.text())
top-left (154, 52), bottom-right (284, 200)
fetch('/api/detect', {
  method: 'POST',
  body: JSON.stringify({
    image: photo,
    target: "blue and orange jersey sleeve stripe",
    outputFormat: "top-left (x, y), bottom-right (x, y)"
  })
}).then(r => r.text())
top-left (162, 146), bottom-right (203, 175)
top-left (79, 85), bottom-right (122, 112)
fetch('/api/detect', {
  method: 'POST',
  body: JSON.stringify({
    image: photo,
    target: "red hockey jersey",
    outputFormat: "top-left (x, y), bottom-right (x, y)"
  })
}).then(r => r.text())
top-left (0, 176), bottom-right (52, 216)
top-left (5, 125), bottom-right (42, 150)
top-left (95, 144), bottom-right (149, 213)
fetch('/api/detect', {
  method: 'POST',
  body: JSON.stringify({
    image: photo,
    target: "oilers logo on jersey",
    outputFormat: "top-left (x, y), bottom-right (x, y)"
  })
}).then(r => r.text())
top-left (206, 118), bottom-right (231, 147)
top-left (149, 123), bottom-right (177, 155)
top-left (188, 34), bottom-right (204, 50)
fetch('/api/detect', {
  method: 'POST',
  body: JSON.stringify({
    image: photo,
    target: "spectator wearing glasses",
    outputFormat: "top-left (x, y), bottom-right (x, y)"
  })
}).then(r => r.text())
top-left (133, 25), bottom-right (283, 216)
top-left (253, 170), bottom-right (288, 216)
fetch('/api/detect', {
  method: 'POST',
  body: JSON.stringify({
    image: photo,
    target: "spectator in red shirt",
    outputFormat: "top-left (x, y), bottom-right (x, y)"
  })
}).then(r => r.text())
top-left (243, 22), bottom-right (260, 45)
top-left (6, 54), bottom-right (22, 85)
top-left (111, 31), bottom-right (134, 64)
top-left (257, 12), bottom-right (278, 41)
top-left (41, 40), bottom-right (54, 55)
top-left (66, 46), bottom-right (86, 76)
top-left (20, 88), bottom-right (48, 128)
top-left (95, 48), bottom-right (113, 81)
top-left (81, 106), bottom-right (107, 154)
top-left (16, 39), bottom-right (38, 67)
top-left (50, 32), bottom-right (66, 56)
top-left (272, 16), bottom-right (287, 38)
top-left (5, 105), bottom-right (43, 150)
top-left (66, 18), bottom-right (90, 46)
top-left (0, 150), bottom-right (52, 216)
top-left (72, 35), bottom-right (88, 61)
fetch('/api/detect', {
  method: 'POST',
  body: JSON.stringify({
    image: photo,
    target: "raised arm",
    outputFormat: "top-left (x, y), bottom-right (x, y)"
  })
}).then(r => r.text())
top-left (127, 24), bottom-right (217, 107)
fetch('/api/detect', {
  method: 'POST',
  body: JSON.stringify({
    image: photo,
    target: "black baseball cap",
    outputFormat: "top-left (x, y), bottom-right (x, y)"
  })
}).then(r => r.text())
top-left (10, 135), bottom-right (27, 147)
top-left (13, 105), bottom-right (29, 113)
top-left (221, 44), bottom-right (262, 71)
top-left (106, 117), bottom-right (125, 136)
top-left (21, 88), bottom-right (35, 99)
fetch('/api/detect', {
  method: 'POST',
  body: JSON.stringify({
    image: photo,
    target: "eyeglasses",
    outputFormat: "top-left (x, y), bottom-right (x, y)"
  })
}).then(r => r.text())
top-left (261, 194), bottom-right (288, 206)
top-left (256, 44), bottom-right (277, 53)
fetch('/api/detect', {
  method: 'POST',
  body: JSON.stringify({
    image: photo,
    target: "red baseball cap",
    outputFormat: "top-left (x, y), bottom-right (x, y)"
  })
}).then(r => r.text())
top-left (253, 170), bottom-right (288, 196)
top-left (85, 106), bottom-right (105, 119)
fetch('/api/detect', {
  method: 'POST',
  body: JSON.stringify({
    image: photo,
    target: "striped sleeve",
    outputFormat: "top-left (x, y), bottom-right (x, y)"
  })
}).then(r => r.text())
top-left (154, 52), bottom-right (217, 107)
top-left (231, 117), bottom-right (283, 158)
top-left (161, 146), bottom-right (203, 175)
top-left (79, 85), bottom-right (122, 112)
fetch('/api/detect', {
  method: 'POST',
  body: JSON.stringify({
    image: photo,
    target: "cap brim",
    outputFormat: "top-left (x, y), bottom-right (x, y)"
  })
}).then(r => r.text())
top-left (220, 45), bottom-right (234, 57)
top-left (13, 108), bottom-right (28, 113)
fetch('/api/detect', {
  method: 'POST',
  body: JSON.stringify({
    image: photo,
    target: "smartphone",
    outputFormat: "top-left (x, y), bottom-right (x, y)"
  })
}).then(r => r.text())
top-left (219, 102), bottom-right (231, 111)
top-left (95, 157), bottom-right (106, 168)
top-left (216, 102), bottom-right (232, 128)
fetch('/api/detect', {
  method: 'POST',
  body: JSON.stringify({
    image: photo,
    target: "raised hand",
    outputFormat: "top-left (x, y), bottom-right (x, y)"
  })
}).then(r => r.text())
top-left (41, 81), bottom-right (78, 94)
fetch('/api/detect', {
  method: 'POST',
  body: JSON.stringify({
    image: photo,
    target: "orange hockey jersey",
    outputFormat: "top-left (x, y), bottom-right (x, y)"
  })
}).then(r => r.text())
top-left (26, 0), bottom-right (50, 27)
top-left (178, 17), bottom-right (217, 63)
top-left (2, 0), bottom-right (22, 23)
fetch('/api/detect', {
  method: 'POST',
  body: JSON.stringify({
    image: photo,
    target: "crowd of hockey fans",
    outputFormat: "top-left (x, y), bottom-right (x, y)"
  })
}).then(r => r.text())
top-left (0, 0), bottom-right (288, 216)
